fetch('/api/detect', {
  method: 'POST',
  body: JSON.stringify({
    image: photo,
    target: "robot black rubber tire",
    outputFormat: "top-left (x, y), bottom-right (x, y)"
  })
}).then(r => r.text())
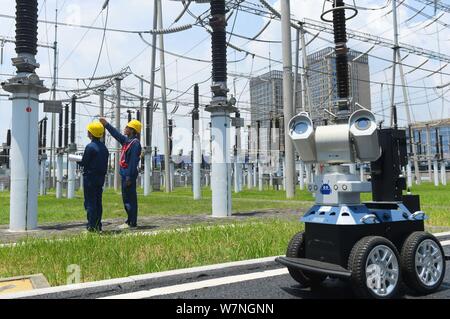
top-left (286, 231), bottom-right (326, 287)
top-left (400, 231), bottom-right (446, 295)
top-left (348, 236), bottom-right (401, 299)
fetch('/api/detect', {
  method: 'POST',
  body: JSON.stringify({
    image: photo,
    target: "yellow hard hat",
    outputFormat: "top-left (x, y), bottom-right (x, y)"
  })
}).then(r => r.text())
top-left (87, 121), bottom-right (105, 138)
top-left (127, 119), bottom-right (142, 133)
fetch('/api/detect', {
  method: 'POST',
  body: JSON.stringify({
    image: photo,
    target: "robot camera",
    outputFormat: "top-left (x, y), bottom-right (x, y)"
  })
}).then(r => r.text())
top-left (288, 112), bottom-right (316, 163)
top-left (349, 109), bottom-right (381, 162)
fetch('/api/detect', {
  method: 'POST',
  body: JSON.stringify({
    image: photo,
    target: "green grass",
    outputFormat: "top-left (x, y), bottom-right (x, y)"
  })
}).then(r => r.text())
top-left (360, 183), bottom-right (450, 227)
top-left (0, 183), bottom-right (448, 226)
top-left (0, 219), bottom-right (302, 286)
top-left (0, 187), bottom-right (312, 225)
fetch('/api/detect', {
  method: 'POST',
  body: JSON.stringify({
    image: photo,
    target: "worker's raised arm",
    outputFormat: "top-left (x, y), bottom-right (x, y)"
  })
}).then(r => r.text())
top-left (99, 117), bottom-right (127, 145)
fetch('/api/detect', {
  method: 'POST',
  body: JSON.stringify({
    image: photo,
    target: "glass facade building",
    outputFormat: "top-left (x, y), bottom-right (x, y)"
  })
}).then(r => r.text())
top-left (249, 70), bottom-right (302, 155)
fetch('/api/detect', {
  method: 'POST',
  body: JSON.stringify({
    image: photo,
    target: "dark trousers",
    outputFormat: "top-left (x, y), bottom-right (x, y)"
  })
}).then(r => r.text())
top-left (121, 178), bottom-right (138, 226)
top-left (83, 176), bottom-right (104, 231)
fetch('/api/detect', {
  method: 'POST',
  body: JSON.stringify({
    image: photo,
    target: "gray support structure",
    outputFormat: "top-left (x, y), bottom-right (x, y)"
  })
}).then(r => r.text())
top-left (390, 0), bottom-right (399, 128)
top-left (114, 78), bottom-right (121, 191)
top-left (157, 0), bottom-right (171, 193)
top-left (2, 0), bottom-right (49, 231)
top-left (193, 84), bottom-right (201, 200)
top-left (205, 0), bottom-right (236, 217)
top-left (280, 0), bottom-right (295, 198)
top-left (67, 95), bottom-right (76, 199)
top-left (144, 0), bottom-right (158, 196)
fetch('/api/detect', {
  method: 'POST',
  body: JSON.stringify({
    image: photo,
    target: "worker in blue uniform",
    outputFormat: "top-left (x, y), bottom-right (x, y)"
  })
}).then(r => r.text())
top-left (78, 121), bottom-right (109, 232)
top-left (100, 117), bottom-right (142, 229)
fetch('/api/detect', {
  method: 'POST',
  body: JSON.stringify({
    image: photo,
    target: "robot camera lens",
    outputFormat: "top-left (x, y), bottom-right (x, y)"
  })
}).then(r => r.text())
top-left (293, 122), bottom-right (308, 134)
top-left (355, 118), bottom-right (370, 130)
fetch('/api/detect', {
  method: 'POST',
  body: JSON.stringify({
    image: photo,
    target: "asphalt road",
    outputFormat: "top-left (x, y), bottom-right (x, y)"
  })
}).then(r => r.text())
top-left (101, 236), bottom-right (450, 300)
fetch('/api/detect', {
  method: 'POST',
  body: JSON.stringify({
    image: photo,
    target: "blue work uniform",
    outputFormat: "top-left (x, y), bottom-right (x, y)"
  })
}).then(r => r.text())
top-left (105, 123), bottom-right (142, 227)
top-left (78, 139), bottom-right (109, 231)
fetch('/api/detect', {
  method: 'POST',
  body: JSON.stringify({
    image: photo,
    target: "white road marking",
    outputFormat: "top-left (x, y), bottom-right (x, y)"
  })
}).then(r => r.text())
top-left (100, 268), bottom-right (289, 299)
top-left (440, 240), bottom-right (450, 246)
top-left (434, 232), bottom-right (450, 238)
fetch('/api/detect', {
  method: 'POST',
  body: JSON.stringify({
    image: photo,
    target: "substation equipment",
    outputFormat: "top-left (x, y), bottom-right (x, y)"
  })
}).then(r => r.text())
top-left (276, 0), bottom-right (448, 298)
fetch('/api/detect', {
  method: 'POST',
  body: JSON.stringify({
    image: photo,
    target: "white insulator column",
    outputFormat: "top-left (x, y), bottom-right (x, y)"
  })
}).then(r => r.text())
top-left (170, 162), bottom-right (175, 191)
top-left (5, 80), bottom-right (47, 231)
top-left (144, 151), bottom-right (152, 195)
top-left (258, 164), bottom-right (263, 191)
top-left (193, 133), bottom-right (202, 200)
top-left (248, 164), bottom-right (253, 189)
top-left (441, 162), bottom-right (447, 186)
top-left (56, 153), bottom-right (63, 198)
top-left (234, 158), bottom-right (239, 193)
top-left (210, 111), bottom-right (232, 217)
top-left (433, 159), bottom-right (439, 186)
top-left (39, 158), bottom-right (45, 195)
top-left (108, 172), bottom-right (113, 188)
top-left (299, 160), bottom-right (305, 190)
top-left (253, 163), bottom-right (257, 188)
top-left (306, 164), bottom-right (312, 184)
top-left (67, 160), bottom-right (76, 198)
top-left (79, 172), bottom-right (83, 191)
top-left (406, 162), bottom-right (412, 188)
top-left (205, 171), bottom-right (210, 188)
top-left (360, 163), bottom-right (365, 182)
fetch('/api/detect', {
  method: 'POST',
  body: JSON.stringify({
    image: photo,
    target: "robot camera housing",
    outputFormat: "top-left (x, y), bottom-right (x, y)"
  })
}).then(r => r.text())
top-left (349, 109), bottom-right (381, 162)
top-left (288, 113), bottom-right (316, 163)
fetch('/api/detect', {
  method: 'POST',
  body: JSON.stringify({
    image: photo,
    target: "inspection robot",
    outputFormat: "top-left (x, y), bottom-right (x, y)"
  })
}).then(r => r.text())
top-left (276, 109), bottom-right (448, 298)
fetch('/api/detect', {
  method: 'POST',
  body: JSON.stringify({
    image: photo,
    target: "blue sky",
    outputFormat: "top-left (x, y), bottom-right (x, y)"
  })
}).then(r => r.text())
top-left (0, 0), bottom-right (449, 154)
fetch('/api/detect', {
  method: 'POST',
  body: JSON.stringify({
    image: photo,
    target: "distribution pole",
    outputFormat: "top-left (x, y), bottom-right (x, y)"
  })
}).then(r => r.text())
top-left (40, 118), bottom-right (48, 195)
top-left (205, 0), bottom-right (236, 217)
top-left (247, 125), bottom-right (253, 189)
top-left (299, 24), bottom-right (312, 115)
top-left (67, 95), bottom-right (77, 199)
top-left (2, 0), bottom-right (49, 231)
top-left (144, 0), bottom-right (158, 196)
top-left (397, 52), bottom-right (420, 184)
top-left (234, 110), bottom-right (242, 193)
top-left (114, 78), bottom-right (121, 191)
top-left (193, 83), bottom-right (201, 200)
top-left (440, 135), bottom-right (446, 185)
top-left (257, 120), bottom-right (263, 191)
top-left (280, 0), bottom-right (295, 198)
top-left (293, 26), bottom-right (300, 115)
top-left (157, 0), bottom-right (171, 193)
top-left (390, 0), bottom-right (399, 128)
top-left (168, 119), bottom-right (174, 191)
top-left (50, 6), bottom-right (58, 190)
top-left (139, 78), bottom-right (145, 146)
top-left (99, 88), bottom-right (105, 118)
top-left (56, 107), bottom-right (63, 199)
top-left (433, 128), bottom-right (440, 186)
top-left (38, 119), bottom-right (44, 195)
